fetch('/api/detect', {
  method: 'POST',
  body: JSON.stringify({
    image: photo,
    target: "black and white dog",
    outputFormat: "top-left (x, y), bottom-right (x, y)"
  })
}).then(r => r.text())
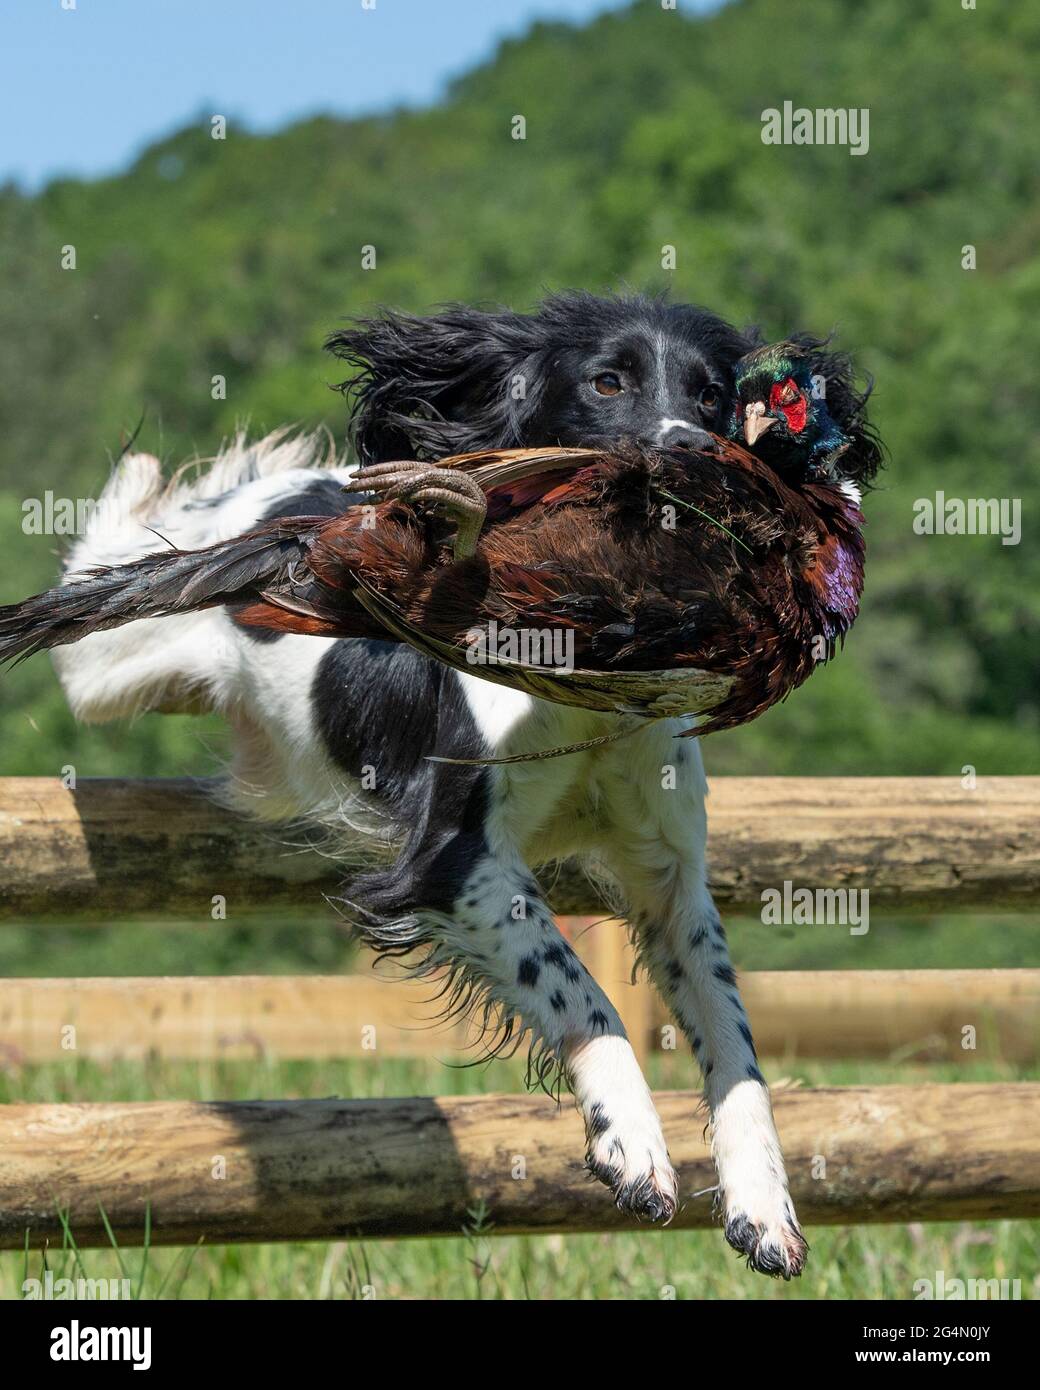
top-left (54, 293), bottom-right (808, 1276)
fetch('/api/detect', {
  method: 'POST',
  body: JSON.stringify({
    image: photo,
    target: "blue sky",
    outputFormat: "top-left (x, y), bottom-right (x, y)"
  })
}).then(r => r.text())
top-left (1, 0), bottom-right (716, 190)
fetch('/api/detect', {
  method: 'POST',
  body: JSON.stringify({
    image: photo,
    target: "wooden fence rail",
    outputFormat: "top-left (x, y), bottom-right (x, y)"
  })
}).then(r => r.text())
top-left (2, 968), bottom-right (1037, 1065)
top-left (2, 1084), bottom-right (1038, 1249)
top-left (2, 775), bottom-right (1037, 1250)
top-left (2, 775), bottom-right (1040, 920)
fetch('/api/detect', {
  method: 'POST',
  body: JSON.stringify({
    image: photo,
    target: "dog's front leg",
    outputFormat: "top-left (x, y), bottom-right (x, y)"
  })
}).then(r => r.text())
top-left (435, 829), bottom-right (677, 1223)
top-left (632, 878), bottom-right (807, 1276)
top-left (596, 726), bottom-right (808, 1277)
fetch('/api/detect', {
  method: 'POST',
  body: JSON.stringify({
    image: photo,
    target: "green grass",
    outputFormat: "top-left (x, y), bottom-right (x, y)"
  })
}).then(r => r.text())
top-left (2, 1051), bottom-right (1037, 1301)
top-left (3, 912), bottom-right (1039, 979)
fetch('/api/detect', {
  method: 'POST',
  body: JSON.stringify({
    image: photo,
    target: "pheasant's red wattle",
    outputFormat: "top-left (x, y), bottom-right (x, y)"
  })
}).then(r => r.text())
top-left (769, 386), bottom-right (808, 436)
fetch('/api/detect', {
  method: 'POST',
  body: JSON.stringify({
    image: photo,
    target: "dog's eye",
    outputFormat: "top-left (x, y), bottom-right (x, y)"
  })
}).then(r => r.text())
top-left (591, 373), bottom-right (623, 396)
top-left (699, 386), bottom-right (721, 413)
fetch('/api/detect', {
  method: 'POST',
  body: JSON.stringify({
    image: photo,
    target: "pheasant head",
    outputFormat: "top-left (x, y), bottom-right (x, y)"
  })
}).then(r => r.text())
top-left (729, 337), bottom-right (883, 490)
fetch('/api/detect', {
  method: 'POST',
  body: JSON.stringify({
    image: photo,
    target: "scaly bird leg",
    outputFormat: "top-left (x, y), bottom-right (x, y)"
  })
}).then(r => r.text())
top-left (351, 461), bottom-right (488, 560)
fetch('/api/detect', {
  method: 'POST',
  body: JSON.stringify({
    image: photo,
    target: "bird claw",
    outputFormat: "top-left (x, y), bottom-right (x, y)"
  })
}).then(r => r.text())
top-left (351, 461), bottom-right (488, 560)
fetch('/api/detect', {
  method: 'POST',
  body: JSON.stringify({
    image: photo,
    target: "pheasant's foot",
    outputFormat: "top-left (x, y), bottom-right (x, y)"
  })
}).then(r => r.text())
top-left (351, 461), bottom-right (487, 559)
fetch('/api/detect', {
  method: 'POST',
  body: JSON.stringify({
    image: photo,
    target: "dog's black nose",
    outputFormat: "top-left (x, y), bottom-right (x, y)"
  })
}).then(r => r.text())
top-left (658, 424), bottom-right (714, 452)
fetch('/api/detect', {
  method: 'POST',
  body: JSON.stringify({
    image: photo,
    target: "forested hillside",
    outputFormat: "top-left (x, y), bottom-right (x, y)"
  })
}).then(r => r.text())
top-left (1, 0), bottom-right (1037, 777)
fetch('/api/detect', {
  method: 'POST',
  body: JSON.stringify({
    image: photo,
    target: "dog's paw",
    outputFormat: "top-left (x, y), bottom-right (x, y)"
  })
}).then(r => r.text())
top-left (710, 1076), bottom-right (808, 1277)
top-left (723, 1201), bottom-right (808, 1278)
top-left (585, 1102), bottom-right (678, 1223)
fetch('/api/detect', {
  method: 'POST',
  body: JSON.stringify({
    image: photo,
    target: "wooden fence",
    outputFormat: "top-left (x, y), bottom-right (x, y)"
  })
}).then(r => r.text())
top-left (1, 966), bottom-right (1038, 1065)
top-left (2, 1086), bottom-right (1037, 1249)
top-left (0, 775), bottom-right (1038, 1248)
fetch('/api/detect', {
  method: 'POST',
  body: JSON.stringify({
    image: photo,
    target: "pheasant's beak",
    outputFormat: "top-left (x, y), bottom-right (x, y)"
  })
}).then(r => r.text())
top-left (744, 402), bottom-right (777, 447)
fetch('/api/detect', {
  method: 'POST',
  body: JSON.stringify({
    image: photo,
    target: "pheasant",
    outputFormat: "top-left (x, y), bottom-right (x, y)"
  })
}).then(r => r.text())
top-left (0, 340), bottom-right (878, 743)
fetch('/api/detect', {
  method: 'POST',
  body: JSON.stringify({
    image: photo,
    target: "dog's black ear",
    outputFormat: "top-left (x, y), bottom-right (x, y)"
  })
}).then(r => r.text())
top-left (740, 322), bottom-right (767, 354)
top-left (326, 306), bottom-right (555, 463)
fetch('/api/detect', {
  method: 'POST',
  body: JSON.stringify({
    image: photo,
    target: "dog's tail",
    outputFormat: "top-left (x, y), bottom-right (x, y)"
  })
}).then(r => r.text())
top-left (0, 519), bottom-right (324, 667)
top-left (8, 430), bottom-right (360, 723)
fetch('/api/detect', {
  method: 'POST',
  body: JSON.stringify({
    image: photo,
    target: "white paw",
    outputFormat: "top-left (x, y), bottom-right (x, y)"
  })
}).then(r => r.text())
top-left (721, 1191), bottom-right (808, 1278)
top-left (712, 1077), bottom-right (808, 1278)
top-left (585, 1101), bottom-right (679, 1222)
top-left (568, 1034), bottom-right (677, 1222)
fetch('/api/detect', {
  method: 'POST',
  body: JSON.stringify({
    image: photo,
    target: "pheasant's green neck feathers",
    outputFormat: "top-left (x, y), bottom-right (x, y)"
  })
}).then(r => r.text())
top-left (734, 344), bottom-right (801, 394)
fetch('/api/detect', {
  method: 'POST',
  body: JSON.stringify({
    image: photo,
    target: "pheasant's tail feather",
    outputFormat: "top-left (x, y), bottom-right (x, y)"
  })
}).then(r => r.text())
top-left (445, 446), bottom-right (605, 520)
top-left (0, 518), bottom-right (320, 666)
top-left (440, 446), bottom-right (603, 489)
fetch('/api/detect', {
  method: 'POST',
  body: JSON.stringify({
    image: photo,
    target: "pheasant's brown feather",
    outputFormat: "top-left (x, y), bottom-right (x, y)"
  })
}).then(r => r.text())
top-left (0, 441), bottom-right (864, 741)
